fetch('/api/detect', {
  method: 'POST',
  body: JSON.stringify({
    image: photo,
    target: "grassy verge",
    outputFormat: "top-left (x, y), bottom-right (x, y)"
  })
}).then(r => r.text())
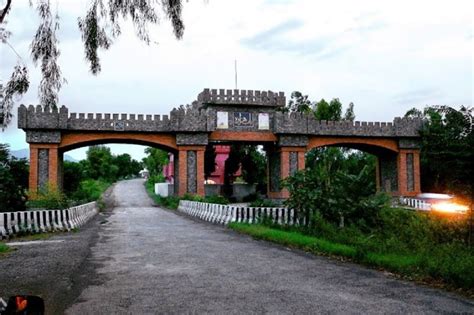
top-left (0, 242), bottom-right (11, 257)
top-left (145, 181), bottom-right (181, 209)
top-left (229, 223), bottom-right (474, 296)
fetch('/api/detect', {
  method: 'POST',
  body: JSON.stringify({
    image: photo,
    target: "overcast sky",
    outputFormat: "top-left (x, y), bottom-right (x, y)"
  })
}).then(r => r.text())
top-left (1, 0), bottom-right (472, 161)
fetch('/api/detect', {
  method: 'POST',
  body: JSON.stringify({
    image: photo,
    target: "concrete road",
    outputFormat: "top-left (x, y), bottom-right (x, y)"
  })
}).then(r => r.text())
top-left (64, 179), bottom-right (473, 314)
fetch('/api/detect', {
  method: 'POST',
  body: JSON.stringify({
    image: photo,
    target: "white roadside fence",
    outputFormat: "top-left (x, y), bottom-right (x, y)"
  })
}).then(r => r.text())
top-left (0, 201), bottom-right (97, 239)
top-left (398, 197), bottom-right (431, 211)
top-left (178, 200), bottom-right (303, 226)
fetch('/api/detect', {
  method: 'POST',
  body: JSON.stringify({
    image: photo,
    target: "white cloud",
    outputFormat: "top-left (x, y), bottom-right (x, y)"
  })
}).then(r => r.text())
top-left (1, 0), bottom-right (472, 160)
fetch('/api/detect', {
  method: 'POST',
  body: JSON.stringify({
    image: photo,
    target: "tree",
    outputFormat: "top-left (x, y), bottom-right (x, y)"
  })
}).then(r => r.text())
top-left (114, 153), bottom-right (141, 179)
top-left (83, 145), bottom-right (118, 181)
top-left (0, 143), bottom-right (29, 212)
top-left (1, 0), bottom-right (186, 129)
top-left (279, 91), bottom-right (313, 113)
top-left (204, 144), bottom-right (217, 180)
top-left (404, 105), bottom-right (473, 198)
top-left (314, 98), bottom-right (342, 121)
top-left (142, 147), bottom-right (168, 178)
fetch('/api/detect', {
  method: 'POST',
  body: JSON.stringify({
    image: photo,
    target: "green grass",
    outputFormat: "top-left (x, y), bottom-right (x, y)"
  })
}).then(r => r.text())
top-left (229, 223), bottom-right (474, 293)
top-left (0, 242), bottom-right (10, 254)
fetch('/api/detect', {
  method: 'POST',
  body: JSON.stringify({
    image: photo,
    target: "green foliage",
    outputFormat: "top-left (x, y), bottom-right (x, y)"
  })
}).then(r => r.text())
top-left (223, 145), bottom-right (267, 197)
top-left (230, 217), bottom-right (474, 289)
top-left (83, 146), bottom-right (118, 181)
top-left (63, 146), bottom-right (141, 200)
top-left (0, 242), bottom-right (10, 254)
top-left (249, 199), bottom-right (278, 207)
top-left (71, 179), bottom-right (110, 203)
top-left (114, 153), bottom-right (142, 179)
top-left (204, 144), bottom-right (217, 180)
top-left (404, 105), bottom-right (473, 198)
top-left (314, 98), bottom-right (342, 121)
top-left (0, 143), bottom-right (29, 212)
top-left (147, 174), bottom-right (166, 186)
top-left (142, 147), bottom-right (169, 178)
top-left (203, 195), bottom-right (229, 205)
top-left (284, 162), bottom-right (386, 228)
top-left (27, 185), bottom-right (70, 210)
top-left (278, 91), bottom-right (312, 113)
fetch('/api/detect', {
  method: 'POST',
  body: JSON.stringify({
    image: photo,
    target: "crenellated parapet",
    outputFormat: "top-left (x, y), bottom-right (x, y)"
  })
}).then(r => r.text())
top-left (18, 104), bottom-right (209, 133)
top-left (197, 88), bottom-right (286, 107)
top-left (273, 112), bottom-right (423, 137)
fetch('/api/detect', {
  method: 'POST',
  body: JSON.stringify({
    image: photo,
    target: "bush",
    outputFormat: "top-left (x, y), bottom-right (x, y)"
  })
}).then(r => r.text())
top-left (71, 179), bottom-right (110, 203)
top-left (249, 199), bottom-right (278, 207)
top-left (27, 185), bottom-right (70, 210)
top-left (147, 174), bottom-right (166, 186)
top-left (203, 195), bottom-right (229, 205)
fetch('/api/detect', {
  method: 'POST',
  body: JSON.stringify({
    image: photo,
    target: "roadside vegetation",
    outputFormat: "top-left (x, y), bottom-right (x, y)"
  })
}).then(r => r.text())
top-left (1, 145), bottom-right (141, 212)
top-left (0, 242), bottom-right (10, 254)
top-left (230, 102), bottom-right (473, 293)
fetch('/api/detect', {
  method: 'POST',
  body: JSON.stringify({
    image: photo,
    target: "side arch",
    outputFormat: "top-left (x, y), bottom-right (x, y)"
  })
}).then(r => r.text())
top-left (306, 136), bottom-right (402, 195)
top-left (307, 137), bottom-right (399, 155)
top-left (59, 132), bottom-right (178, 153)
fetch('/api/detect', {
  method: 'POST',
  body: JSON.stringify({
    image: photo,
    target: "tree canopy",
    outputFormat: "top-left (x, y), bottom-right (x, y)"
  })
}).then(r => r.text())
top-left (404, 105), bottom-right (473, 198)
top-left (0, 0), bottom-right (186, 129)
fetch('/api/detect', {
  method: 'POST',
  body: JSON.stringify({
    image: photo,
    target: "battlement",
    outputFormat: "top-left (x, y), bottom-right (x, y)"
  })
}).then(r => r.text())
top-left (197, 88), bottom-right (285, 107)
top-left (273, 112), bottom-right (423, 137)
top-left (17, 104), bottom-right (208, 132)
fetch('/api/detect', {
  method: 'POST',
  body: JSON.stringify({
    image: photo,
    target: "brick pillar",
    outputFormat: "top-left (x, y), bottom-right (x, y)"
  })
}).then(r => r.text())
top-left (267, 147), bottom-right (306, 199)
top-left (177, 146), bottom-right (206, 196)
top-left (28, 144), bottom-right (61, 196)
top-left (397, 149), bottom-right (421, 197)
top-left (29, 146), bottom-right (39, 195)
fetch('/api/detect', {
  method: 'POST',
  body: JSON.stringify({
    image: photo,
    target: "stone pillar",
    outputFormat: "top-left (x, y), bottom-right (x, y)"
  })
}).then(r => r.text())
top-left (378, 152), bottom-right (398, 194)
top-left (397, 149), bottom-right (421, 196)
top-left (28, 144), bottom-right (61, 194)
top-left (267, 146), bottom-right (306, 199)
top-left (177, 146), bottom-right (206, 196)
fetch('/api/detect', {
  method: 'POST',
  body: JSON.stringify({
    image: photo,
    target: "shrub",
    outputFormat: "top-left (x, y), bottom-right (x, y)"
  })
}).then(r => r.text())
top-left (242, 193), bottom-right (259, 202)
top-left (27, 185), bottom-right (70, 210)
top-left (147, 174), bottom-right (166, 186)
top-left (204, 195), bottom-right (229, 205)
top-left (249, 199), bottom-right (278, 207)
top-left (71, 179), bottom-right (110, 203)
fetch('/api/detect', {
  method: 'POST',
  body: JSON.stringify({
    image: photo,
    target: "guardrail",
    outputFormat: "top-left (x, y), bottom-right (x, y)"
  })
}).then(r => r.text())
top-left (398, 197), bottom-right (431, 211)
top-left (178, 200), bottom-right (303, 225)
top-left (0, 202), bottom-right (97, 239)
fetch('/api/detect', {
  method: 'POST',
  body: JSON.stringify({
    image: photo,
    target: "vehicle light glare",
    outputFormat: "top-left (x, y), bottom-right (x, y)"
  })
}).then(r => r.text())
top-left (431, 202), bottom-right (469, 214)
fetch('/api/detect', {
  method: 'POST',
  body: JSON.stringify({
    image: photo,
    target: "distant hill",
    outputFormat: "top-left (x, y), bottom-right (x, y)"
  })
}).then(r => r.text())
top-left (10, 148), bottom-right (79, 162)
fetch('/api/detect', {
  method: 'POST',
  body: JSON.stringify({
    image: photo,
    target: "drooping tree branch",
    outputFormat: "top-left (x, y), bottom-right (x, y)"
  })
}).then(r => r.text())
top-left (0, 0), bottom-right (13, 24)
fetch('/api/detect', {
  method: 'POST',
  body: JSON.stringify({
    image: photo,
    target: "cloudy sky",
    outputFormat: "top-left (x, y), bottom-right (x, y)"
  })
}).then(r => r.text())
top-left (1, 0), bottom-right (472, 161)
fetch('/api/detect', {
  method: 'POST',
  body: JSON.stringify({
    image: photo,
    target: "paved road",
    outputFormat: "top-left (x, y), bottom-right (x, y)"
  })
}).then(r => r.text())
top-left (64, 179), bottom-right (473, 314)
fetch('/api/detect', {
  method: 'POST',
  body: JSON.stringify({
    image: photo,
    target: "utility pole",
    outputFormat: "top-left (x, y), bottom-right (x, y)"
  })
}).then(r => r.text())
top-left (234, 59), bottom-right (238, 89)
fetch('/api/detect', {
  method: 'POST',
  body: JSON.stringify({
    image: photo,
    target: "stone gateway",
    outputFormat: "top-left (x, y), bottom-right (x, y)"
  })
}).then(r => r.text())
top-left (18, 88), bottom-right (423, 198)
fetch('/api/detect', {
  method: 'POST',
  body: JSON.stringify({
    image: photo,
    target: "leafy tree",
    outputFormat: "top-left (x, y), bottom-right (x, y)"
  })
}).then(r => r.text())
top-left (279, 91), bottom-right (313, 113)
top-left (344, 102), bottom-right (355, 121)
top-left (63, 160), bottom-right (86, 195)
top-left (314, 98), bottom-right (342, 121)
top-left (142, 147), bottom-right (168, 177)
top-left (0, 143), bottom-right (29, 212)
top-left (1, 0), bottom-right (186, 128)
top-left (404, 105), bottom-right (473, 198)
top-left (241, 146), bottom-right (267, 186)
top-left (83, 145), bottom-right (118, 181)
top-left (204, 144), bottom-right (217, 180)
top-left (114, 153), bottom-right (141, 179)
